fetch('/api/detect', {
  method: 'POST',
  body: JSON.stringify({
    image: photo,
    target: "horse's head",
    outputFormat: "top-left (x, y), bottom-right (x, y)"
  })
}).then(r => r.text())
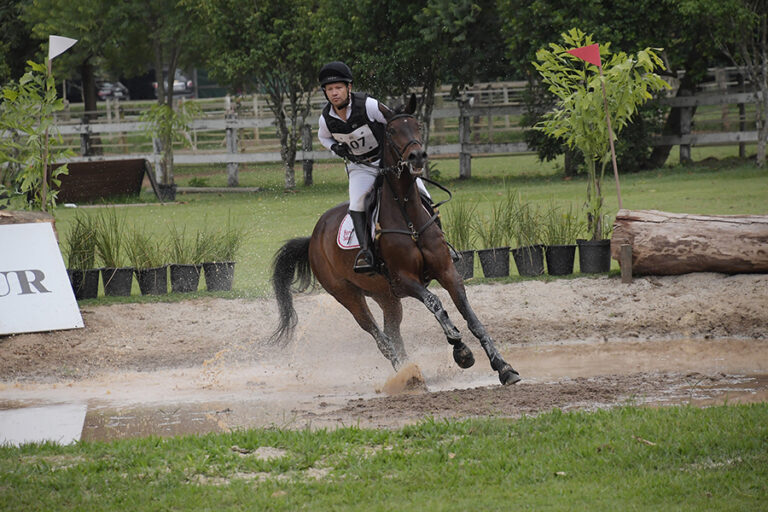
top-left (381, 93), bottom-right (428, 176)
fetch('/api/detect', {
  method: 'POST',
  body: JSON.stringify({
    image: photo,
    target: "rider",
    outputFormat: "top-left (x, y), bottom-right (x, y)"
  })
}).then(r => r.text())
top-left (317, 61), bottom-right (441, 273)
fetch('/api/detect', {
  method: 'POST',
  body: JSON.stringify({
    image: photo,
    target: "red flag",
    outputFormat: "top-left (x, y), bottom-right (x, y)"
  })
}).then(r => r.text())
top-left (566, 43), bottom-right (601, 67)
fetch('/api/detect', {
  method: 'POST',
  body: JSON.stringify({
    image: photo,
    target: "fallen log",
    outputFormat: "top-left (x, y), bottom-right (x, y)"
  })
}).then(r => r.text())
top-left (611, 209), bottom-right (768, 275)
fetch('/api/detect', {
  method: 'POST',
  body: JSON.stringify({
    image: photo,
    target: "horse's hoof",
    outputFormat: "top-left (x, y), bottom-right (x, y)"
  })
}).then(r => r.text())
top-left (498, 365), bottom-right (521, 386)
top-left (452, 343), bottom-right (475, 369)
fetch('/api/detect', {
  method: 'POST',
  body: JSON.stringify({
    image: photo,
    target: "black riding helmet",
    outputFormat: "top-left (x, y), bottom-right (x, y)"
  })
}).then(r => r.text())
top-left (318, 61), bottom-right (353, 86)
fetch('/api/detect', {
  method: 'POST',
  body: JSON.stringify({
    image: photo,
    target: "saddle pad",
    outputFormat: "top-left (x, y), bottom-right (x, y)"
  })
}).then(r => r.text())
top-left (337, 208), bottom-right (379, 250)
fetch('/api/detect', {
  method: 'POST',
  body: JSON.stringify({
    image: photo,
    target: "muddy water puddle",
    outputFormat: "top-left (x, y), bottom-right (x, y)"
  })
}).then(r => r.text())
top-left (2, 337), bottom-right (767, 443)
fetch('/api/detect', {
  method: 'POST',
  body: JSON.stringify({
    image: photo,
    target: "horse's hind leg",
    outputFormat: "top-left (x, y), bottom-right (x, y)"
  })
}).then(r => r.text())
top-left (371, 294), bottom-right (408, 366)
top-left (327, 286), bottom-right (406, 371)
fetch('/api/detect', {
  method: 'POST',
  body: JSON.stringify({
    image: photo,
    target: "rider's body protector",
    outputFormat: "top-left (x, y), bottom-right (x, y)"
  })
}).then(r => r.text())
top-left (321, 92), bottom-right (386, 162)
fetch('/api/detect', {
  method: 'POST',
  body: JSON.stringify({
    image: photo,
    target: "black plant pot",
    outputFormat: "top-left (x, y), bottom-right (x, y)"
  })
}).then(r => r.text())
top-left (577, 238), bottom-right (612, 274)
top-left (170, 263), bottom-right (201, 293)
top-left (454, 250), bottom-right (475, 280)
top-left (135, 266), bottom-right (168, 295)
top-left (545, 244), bottom-right (576, 276)
top-left (158, 183), bottom-right (177, 201)
top-left (512, 245), bottom-right (545, 277)
top-left (67, 268), bottom-right (100, 300)
top-left (203, 261), bottom-right (235, 291)
top-left (477, 246), bottom-right (510, 278)
top-left (101, 267), bottom-right (134, 296)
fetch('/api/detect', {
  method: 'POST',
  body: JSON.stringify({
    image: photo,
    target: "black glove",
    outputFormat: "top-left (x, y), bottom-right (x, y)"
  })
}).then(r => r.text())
top-left (331, 142), bottom-right (352, 160)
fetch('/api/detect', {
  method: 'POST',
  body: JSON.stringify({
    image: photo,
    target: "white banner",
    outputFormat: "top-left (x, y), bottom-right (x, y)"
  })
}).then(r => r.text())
top-left (0, 222), bottom-right (84, 335)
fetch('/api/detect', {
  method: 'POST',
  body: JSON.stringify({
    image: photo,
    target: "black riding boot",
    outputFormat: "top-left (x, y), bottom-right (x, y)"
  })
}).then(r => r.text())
top-left (350, 210), bottom-right (375, 273)
top-left (420, 195), bottom-right (461, 262)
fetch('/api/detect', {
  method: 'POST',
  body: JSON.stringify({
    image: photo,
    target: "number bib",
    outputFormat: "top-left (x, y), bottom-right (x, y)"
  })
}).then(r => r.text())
top-left (331, 125), bottom-right (379, 156)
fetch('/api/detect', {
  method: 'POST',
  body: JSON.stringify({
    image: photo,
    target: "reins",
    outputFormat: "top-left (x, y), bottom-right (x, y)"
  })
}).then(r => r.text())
top-left (374, 114), bottom-right (452, 242)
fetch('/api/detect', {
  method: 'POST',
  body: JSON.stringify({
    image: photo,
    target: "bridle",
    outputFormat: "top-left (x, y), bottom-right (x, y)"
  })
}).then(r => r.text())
top-left (383, 113), bottom-right (424, 175)
top-left (377, 113), bottom-right (452, 242)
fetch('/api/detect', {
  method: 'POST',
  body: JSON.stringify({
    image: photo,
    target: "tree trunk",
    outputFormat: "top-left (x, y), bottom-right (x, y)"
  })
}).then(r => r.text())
top-left (611, 209), bottom-right (768, 275)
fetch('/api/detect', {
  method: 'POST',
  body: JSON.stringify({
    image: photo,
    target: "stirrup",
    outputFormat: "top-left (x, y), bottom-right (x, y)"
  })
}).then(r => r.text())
top-left (353, 250), bottom-right (375, 273)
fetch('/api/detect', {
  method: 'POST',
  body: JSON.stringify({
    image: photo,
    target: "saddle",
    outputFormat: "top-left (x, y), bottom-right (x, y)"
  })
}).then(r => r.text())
top-left (336, 176), bottom-right (383, 251)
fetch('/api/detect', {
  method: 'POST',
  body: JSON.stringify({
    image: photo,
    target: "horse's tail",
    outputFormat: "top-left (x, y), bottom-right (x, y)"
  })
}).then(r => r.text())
top-left (269, 236), bottom-right (313, 346)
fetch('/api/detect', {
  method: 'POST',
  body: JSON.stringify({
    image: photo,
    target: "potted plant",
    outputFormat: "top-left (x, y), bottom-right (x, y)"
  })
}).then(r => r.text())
top-left (542, 202), bottom-right (583, 276)
top-left (474, 201), bottom-right (510, 278)
top-left (168, 225), bottom-right (204, 293)
top-left (533, 29), bottom-right (668, 270)
top-left (443, 198), bottom-right (478, 280)
top-left (511, 201), bottom-right (545, 277)
top-left (126, 228), bottom-right (168, 295)
top-left (63, 213), bottom-right (99, 300)
top-left (578, 214), bottom-right (614, 273)
top-left (201, 219), bottom-right (245, 292)
top-left (93, 208), bottom-right (133, 296)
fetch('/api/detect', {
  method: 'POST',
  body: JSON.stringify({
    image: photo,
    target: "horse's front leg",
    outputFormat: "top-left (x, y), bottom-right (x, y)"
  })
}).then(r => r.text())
top-left (438, 274), bottom-right (521, 385)
top-left (394, 276), bottom-right (476, 370)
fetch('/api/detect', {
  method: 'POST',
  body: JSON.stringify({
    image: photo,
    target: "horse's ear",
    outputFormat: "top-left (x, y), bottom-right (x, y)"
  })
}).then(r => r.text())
top-left (406, 93), bottom-right (417, 114)
top-left (379, 102), bottom-right (394, 121)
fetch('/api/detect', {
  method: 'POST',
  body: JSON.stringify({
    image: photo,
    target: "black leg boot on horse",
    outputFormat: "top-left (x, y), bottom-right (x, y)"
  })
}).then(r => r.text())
top-left (420, 194), bottom-right (460, 262)
top-left (350, 210), bottom-right (375, 273)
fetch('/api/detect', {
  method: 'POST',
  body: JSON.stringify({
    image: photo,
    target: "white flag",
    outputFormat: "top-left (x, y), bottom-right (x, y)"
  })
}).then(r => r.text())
top-left (48, 35), bottom-right (78, 61)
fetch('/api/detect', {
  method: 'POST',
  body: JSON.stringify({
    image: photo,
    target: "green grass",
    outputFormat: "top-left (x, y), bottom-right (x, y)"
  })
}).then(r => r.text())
top-left (50, 151), bottom-right (768, 300)
top-left (1, 404), bottom-right (766, 511)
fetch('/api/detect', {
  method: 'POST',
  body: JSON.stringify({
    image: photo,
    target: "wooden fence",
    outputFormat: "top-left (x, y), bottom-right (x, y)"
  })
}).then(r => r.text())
top-left (49, 76), bottom-right (764, 183)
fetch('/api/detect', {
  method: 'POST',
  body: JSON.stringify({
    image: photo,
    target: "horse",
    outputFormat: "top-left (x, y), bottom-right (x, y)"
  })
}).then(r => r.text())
top-left (270, 94), bottom-right (520, 386)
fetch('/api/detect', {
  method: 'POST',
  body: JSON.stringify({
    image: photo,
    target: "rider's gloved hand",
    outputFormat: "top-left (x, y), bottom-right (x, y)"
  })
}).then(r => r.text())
top-left (331, 142), bottom-right (353, 160)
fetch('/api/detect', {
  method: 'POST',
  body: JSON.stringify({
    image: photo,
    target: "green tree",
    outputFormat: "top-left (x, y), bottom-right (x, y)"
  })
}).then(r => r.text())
top-left (0, 61), bottom-right (72, 211)
top-left (24, 0), bottom-right (117, 120)
top-left (534, 29), bottom-right (669, 240)
top-left (190, 0), bottom-right (319, 189)
top-left (319, 0), bottom-right (506, 163)
top-left (0, 0), bottom-right (41, 85)
top-left (683, 0), bottom-right (768, 166)
top-left (499, 0), bottom-right (723, 171)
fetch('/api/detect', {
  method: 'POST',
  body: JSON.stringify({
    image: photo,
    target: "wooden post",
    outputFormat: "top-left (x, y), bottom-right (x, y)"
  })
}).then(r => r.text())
top-left (738, 73), bottom-right (747, 159)
top-left (226, 112), bottom-right (239, 187)
top-left (302, 123), bottom-right (313, 186)
top-left (253, 95), bottom-right (260, 143)
top-left (458, 97), bottom-right (471, 179)
top-left (620, 244), bottom-right (633, 283)
top-left (679, 90), bottom-right (693, 163)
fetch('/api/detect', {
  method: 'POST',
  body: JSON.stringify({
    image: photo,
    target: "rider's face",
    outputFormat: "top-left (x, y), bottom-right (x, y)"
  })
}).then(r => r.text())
top-left (325, 82), bottom-right (350, 108)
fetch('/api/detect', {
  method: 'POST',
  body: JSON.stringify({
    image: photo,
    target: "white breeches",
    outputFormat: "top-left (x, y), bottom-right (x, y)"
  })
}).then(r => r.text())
top-left (347, 161), bottom-right (431, 212)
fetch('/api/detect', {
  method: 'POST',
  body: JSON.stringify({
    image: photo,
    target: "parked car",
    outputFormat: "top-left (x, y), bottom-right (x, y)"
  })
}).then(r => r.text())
top-left (97, 81), bottom-right (130, 101)
top-left (152, 70), bottom-right (195, 99)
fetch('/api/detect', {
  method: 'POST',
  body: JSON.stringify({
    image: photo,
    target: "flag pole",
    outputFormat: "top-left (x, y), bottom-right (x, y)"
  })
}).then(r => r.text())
top-left (598, 64), bottom-right (622, 210)
top-left (41, 58), bottom-right (52, 212)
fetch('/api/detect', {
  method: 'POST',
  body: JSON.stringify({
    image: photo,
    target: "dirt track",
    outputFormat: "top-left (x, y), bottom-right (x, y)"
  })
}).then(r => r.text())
top-left (1, 272), bottom-right (767, 436)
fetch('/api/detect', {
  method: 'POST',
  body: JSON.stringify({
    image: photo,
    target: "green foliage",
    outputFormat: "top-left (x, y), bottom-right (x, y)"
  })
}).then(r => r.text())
top-left (200, 216), bottom-right (246, 262)
top-left (93, 207), bottom-right (127, 268)
top-left (140, 101), bottom-right (201, 186)
top-left (512, 200), bottom-right (542, 248)
top-left (534, 29), bottom-right (669, 239)
top-left (125, 228), bottom-right (165, 270)
top-left (0, 60), bottom-right (72, 211)
top-left (473, 201), bottom-right (508, 248)
top-left (542, 202), bottom-right (584, 245)
top-left (443, 198), bottom-right (477, 251)
top-left (168, 225), bottom-right (207, 265)
top-left (63, 213), bottom-right (97, 270)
